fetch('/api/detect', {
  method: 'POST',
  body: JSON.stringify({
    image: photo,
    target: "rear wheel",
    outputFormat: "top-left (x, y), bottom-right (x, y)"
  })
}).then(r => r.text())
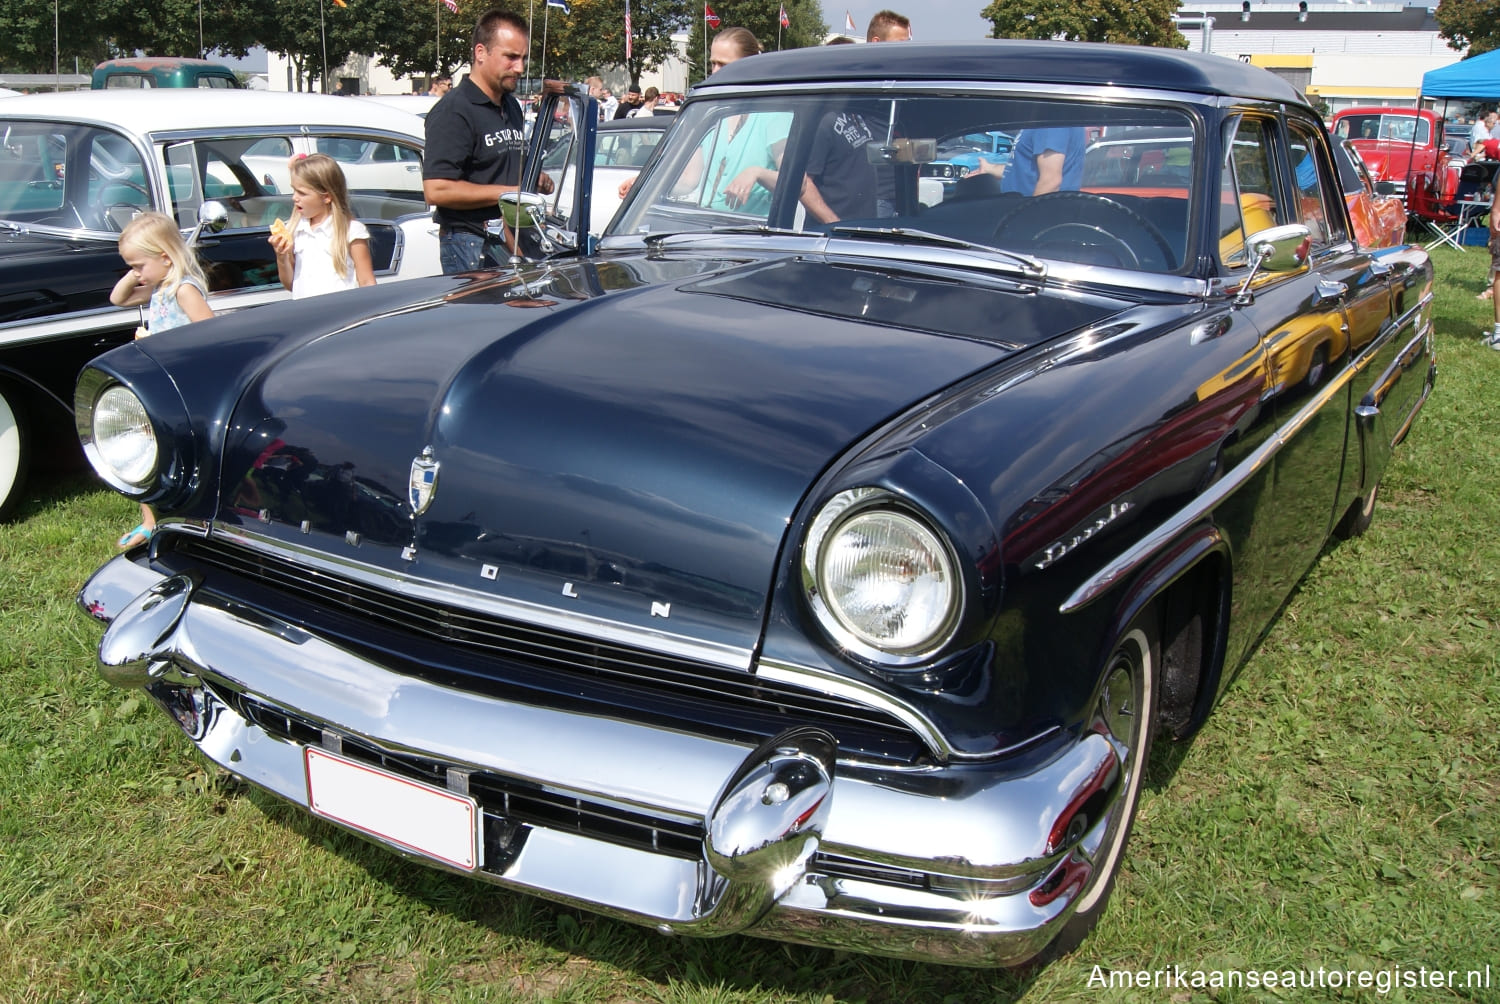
top-left (1037, 616), bottom-right (1158, 961)
top-left (0, 385), bottom-right (29, 522)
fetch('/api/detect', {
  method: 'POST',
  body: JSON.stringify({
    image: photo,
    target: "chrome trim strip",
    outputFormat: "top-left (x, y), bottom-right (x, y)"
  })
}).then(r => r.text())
top-left (201, 525), bottom-right (756, 671)
top-left (1060, 304), bottom-right (1413, 615)
top-left (756, 657), bottom-right (1059, 763)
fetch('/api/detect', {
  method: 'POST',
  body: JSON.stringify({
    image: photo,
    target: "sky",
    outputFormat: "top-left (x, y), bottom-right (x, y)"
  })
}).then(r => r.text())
top-left (830, 1), bottom-right (992, 41)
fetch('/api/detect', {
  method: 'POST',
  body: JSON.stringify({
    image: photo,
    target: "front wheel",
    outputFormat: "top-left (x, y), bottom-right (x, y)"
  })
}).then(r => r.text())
top-left (1036, 616), bottom-right (1159, 961)
top-left (0, 385), bottom-right (30, 522)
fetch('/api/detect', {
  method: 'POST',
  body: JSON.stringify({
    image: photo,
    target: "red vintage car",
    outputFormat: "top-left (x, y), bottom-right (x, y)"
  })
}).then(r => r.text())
top-left (1330, 106), bottom-right (1460, 222)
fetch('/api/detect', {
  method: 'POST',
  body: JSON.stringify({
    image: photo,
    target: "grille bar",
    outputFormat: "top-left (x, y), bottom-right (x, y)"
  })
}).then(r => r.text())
top-left (212, 685), bottom-right (705, 860)
top-left (164, 534), bottom-right (923, 753)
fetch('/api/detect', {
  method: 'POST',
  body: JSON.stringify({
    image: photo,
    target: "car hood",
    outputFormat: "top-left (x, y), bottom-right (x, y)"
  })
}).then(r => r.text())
top-left (221, 253), bottom-right (1125, 655)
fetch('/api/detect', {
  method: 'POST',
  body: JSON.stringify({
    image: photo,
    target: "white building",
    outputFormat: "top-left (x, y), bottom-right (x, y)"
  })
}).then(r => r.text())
top-left (1176, 1), bottom-right (1463, 112)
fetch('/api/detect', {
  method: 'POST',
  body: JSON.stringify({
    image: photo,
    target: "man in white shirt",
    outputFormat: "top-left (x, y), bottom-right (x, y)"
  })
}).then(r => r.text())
top-left (1471, 111), bottom-right (1497, 146)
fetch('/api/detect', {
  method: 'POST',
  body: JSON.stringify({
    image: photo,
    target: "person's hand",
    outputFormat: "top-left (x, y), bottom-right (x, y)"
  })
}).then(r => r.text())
top-left (976, 158), bottom-right (1006, 178)
top-left (541, 78), bottom-right (566, 96)
top-left (722, 167), bottom-right (762, 208)
top-left (618, 175), bottom-right (636, 199)
top-left (536, 172), bottom-right (555, 196)
top-left (267, 221), bottom-right (294, 258)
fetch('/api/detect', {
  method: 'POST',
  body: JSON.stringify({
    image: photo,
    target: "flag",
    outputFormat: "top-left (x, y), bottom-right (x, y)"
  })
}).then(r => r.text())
top-left (625, 0), bottom-right (633, 60)
top-left (331, 0), bottom-right (346, 7)
top-left (441, 0), bottom-right (457, 11)
top-left (779, 3), bottom-right (789, 27)
top-left (546, 0), bottom-right (570, 12)
top-left (705, 3), bottom-right (720, 28)
top-left (844, 9), bottom-right (855, 31)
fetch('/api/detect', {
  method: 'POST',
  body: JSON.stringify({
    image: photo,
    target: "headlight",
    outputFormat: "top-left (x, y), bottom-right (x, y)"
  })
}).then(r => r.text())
top-left (90, 384), bottom-right (158, 488)
top-left (802, 488), bottom-right (962, 662)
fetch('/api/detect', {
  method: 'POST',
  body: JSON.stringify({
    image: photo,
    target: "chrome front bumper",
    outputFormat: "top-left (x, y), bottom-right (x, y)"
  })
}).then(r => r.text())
top-left (80, 553), bottom-right (1125, 967)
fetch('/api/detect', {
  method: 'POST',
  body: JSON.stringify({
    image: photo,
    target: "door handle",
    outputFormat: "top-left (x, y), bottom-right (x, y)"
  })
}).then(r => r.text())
top-left (1312, 278), bottom-right (1347, 306)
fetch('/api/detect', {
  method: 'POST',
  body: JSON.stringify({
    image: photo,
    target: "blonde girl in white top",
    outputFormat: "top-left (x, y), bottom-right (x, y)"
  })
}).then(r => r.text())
top-left (108, 211), bottom-right (214, 548)
top-left (268, 153), bottom-right (376, 299)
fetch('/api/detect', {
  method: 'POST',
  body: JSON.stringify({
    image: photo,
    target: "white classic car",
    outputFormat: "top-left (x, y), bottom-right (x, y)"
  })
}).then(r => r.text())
top-left (0, 89), bottom-right (436, 519)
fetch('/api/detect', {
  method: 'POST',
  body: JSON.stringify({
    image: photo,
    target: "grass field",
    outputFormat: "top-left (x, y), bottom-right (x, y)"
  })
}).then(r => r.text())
top-left (0, 244), bottom-right (1496, 1003)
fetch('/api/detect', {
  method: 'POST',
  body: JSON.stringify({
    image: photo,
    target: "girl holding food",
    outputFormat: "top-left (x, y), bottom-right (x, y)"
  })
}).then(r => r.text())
top-left (268, 153), bottom-right (376, 299)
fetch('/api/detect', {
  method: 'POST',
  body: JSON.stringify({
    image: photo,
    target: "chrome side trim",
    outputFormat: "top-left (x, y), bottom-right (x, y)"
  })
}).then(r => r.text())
top-left (757, 657), bottom-right (1059, 763)
top-left (204, 525), bottom-right (756, 671)
top-left (1060, 314), bottom-right (1400, 615)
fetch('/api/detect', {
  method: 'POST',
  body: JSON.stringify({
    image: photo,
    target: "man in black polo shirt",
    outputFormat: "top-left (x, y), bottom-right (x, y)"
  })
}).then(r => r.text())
top-left (423, 9), bottom-right (554, 273)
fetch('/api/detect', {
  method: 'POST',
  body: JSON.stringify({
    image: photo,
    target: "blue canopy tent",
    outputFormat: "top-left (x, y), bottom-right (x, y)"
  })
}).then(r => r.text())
top-left (1413, 54), bottom-right (1500, 244)
top-left (1422, 49), bottom-right (1500, 98)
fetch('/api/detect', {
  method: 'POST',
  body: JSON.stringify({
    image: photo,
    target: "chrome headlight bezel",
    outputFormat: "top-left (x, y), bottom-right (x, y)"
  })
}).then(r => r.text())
top-left (801, 487), bottom-right (965, 667)
top-left (76, 371), bottom-right (160, 496)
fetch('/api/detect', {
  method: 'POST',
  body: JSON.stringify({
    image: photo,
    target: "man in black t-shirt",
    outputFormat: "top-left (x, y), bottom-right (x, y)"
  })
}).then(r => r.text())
top-left (802, 110), bottom-right (878, 223)
top-left (423, 9), bottom-right (553, 273)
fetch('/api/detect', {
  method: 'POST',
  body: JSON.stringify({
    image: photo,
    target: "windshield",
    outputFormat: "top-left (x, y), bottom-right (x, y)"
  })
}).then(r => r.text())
top-left (608, 92), bottom-right (1196, 274)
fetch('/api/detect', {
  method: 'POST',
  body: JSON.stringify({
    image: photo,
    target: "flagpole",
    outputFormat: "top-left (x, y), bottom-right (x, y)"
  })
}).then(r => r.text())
top-left (436, 3), bottom-right (441, 79)
top-left (320, 0), bottom-right (328, 93)
top-left (541, 5), bottom-right (549, 83)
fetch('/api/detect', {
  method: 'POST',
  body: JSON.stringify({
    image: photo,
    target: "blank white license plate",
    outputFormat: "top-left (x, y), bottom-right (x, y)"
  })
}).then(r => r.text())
top-left (304, 747), bottom-right (480, 871)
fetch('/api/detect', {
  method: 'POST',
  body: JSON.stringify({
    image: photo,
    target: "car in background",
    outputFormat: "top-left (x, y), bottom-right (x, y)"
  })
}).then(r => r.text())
top-left (359, 94), bottom-right (442, 118)
top-left (1330, 106), bottom-right (1458, 221)
top-left (544, 116), bottom-right (671, 233)
top-left (1332, 136), bottom-right (1407, 249)
top-left (244, 135), bottom-right (425, 192)
top-left (76, 40), bottom-right (1434, 968)
top-left (0, 89), bottom-right (435, 519)
top-left (92, 57), bottom-right (241, 90)
top-left (921, 129), bottom-right (1014, 190)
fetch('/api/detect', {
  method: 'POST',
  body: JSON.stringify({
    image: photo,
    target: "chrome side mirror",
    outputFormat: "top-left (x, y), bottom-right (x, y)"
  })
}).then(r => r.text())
top-left (186, 200), bottom-right (230, 248)
top-left (1234, 223), bottom-right (1311, 305)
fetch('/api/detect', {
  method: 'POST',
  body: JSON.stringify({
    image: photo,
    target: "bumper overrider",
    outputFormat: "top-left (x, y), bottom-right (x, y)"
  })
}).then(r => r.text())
top-left (80, 550), bottom-right (1127, 967)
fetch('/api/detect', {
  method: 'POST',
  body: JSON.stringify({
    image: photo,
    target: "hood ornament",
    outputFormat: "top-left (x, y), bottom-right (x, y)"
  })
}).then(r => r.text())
top-left (409, 446), bottom-right (440, 515)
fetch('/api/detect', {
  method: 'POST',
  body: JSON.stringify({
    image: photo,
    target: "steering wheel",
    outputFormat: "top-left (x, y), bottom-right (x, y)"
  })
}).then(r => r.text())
top-left (92, 179), bottom-right (152, 232)
top-left (993, 191), bottom-right (1176, 271)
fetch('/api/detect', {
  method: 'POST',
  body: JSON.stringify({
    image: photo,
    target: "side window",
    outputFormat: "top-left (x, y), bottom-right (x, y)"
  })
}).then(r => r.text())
top-left (0, 128), bottom-right (66, 218)
top-left (88, 132), bottom-right (151, 231)
top-left (1287, 122), bottom-right (1342, 246)
top-left (1219, 116), bottom-right (1278, 267)
top-left (315, 135), bottom-right (425, 200)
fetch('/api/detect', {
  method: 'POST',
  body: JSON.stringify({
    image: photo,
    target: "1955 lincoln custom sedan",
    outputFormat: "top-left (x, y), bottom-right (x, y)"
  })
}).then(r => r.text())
top-left (75, 41), bottom-right (1434, 967)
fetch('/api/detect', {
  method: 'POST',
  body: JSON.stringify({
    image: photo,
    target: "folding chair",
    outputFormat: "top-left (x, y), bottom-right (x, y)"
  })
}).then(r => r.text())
top-left (1424, 163), bottom-right (1495, 252)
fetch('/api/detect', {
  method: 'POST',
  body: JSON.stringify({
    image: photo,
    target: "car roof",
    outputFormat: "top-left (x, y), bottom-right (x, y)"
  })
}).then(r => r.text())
top-left (0, 89), bottom-right (426, 140)
top-left (702, 39), bottom-right (1309, 107)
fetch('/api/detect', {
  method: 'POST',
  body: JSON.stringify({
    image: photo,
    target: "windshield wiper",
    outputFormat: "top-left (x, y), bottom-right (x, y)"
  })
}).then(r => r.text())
top-left (830, 225), bottom-right (1045, 275)
top-left (644, 224), bottom-right (812, 246)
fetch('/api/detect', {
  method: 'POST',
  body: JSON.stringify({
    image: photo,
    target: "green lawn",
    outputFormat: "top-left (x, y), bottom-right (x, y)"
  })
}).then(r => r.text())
top-left (1, 244), bottom-right (1495, 1003)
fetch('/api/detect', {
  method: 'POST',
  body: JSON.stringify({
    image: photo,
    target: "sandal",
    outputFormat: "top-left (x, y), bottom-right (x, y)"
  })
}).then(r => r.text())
top-left (116, 523), bottom-right (154, 549)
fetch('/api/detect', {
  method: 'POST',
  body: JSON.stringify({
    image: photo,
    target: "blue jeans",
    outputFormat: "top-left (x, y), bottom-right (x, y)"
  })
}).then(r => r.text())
top-left (439, 231), bottom-right (509, 274)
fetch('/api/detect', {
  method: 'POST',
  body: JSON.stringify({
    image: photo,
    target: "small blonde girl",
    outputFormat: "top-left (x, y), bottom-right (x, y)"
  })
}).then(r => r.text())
top-left (268, 153), bottom-right (376, 298)
top-left (108, 211), bottom-right (214, 548)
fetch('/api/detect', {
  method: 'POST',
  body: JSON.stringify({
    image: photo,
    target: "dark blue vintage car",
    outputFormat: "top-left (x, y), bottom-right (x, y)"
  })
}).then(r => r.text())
top-left (75, 41), bottom-right (1434, 967)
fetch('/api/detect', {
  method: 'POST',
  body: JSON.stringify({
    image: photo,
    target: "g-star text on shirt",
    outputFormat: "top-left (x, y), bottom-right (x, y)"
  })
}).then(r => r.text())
top-left (484, 128), bottom-right (524, 147)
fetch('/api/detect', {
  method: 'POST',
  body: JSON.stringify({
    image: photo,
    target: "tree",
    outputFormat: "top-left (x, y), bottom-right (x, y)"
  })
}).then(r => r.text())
top-left (534, 0), bottom-right (689, 87)
top-left (352, 0), bottom-right (488, 82)
top-left (1435, 0), bottom-right (1500, 58)
top-left (684, 0), bottom-right (825, 85)
top-left (982, 0), bottom-right (1187, 49)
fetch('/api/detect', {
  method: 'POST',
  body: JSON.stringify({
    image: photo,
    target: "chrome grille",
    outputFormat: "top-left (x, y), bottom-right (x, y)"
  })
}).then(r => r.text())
top-left (161, 534), bottom-right (925, 759)
top-left (211, 685), bottom-right (705, 862)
